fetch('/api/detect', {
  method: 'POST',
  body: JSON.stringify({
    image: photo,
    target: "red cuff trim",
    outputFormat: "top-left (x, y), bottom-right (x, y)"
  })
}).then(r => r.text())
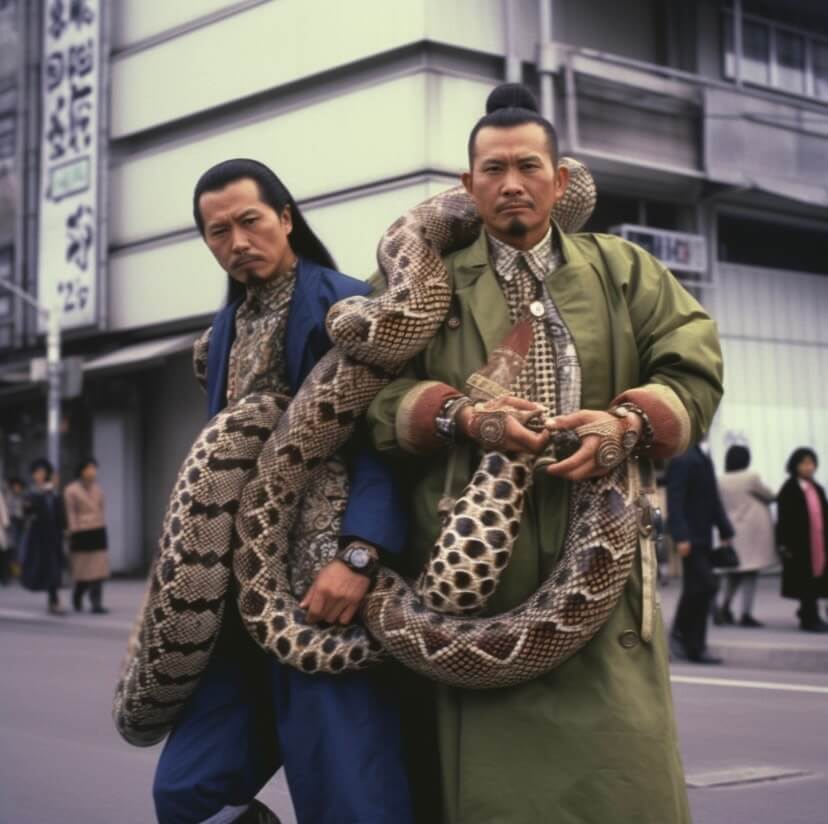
top-left (396, 381), bottom-right (460, 453)
top-left (613, 384), bottom-right (691, 459)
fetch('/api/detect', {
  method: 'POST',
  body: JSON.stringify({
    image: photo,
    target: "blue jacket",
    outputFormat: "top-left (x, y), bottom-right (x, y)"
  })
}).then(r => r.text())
top-left (666, 445), bottom-right (734, 547)
top-left (205, 257), bottom-right (406, 554)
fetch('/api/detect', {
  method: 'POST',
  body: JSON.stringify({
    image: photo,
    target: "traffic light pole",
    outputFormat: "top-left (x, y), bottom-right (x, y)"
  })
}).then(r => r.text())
top-left (0, 278), bottom-right (62, 476)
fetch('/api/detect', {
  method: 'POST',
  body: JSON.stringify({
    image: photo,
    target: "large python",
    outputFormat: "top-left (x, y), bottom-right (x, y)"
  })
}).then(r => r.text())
top-left (114, 159), bottom-right (645, 747)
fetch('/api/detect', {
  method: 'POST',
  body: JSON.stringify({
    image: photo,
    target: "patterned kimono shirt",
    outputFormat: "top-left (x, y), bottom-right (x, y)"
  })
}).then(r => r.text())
top-left (193, 268), bottom-right (297, 403)
top-left (487, 229), bottom-right (581, 416)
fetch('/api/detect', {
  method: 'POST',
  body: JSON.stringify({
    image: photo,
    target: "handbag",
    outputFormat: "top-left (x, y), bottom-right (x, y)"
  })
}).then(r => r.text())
top-left (710, 545), bottom-right (740, 568)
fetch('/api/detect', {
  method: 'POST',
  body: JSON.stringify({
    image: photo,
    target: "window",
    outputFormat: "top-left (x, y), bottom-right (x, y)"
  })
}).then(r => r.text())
top-left (718, 213), bottom-right (828, 275)
top-left (723, 10), bottom-right (828, 101)
top-left (814, 42), bottom-right (828, 101)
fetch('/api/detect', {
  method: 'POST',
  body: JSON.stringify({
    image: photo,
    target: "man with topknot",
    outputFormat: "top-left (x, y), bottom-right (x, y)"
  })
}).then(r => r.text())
top-left (367, 83), bottom-right (723, 823)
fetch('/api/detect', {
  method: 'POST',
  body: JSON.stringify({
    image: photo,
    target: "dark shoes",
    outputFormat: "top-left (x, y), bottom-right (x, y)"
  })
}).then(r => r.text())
top-left (235, 800), bottom-right (282, 824)
top-left (91, 605), bottom-right (109, 615)
top-left (687, 651), bottom-right (723, 665)
top-left (739, 614), bottom-right (763, 628)
top-left (800, 619), bottom-right (828, 633)
top-left (714, 606), bottom-right (735, 626)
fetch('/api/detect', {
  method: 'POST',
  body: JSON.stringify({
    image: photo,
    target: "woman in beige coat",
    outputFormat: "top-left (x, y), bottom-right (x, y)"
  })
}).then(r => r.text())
top-left (64, 458), bottom-right (110, 613)
top-left (717, 445), bottom-right (776, 626)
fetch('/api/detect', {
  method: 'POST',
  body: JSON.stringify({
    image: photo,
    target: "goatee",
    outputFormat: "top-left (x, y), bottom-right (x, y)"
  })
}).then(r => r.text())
top-left (506, 217), bottom-right (529, 237)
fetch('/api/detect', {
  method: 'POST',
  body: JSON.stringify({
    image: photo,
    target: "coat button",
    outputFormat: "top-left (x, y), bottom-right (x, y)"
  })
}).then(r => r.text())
top-left (447, 316), bottom-right (461, 330)
top-left (618, 630), bottom-right (639, 649)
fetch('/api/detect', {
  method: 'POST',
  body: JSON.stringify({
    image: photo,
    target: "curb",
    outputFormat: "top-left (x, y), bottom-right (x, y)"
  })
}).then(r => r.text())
top-left (0, 607), bottom-right (133, 639)
top-left (706, 639), bottom-right (828, 675)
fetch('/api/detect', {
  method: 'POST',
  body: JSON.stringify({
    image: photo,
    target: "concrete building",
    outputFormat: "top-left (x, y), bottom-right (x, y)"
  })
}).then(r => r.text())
top-left (1, 0), bottom-right (826, 571)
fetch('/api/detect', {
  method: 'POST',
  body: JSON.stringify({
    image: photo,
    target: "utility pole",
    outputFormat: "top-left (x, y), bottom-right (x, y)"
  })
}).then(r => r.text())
top-left (0, 278), bottom-right (62, 476)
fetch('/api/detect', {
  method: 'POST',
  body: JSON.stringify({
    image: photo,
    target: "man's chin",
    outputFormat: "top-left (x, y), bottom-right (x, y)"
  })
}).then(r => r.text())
top-left (505, 217), bottom-right (529, 238)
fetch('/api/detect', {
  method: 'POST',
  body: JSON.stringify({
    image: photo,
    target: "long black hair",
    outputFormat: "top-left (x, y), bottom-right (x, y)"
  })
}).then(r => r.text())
top-left (467, 83), bottom-right (559, 165)
top-left (192, 158), bottom-right (337, 305)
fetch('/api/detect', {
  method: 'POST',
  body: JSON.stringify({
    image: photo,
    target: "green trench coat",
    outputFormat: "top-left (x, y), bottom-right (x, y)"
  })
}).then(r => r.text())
top-left (367, 226), bottom-right (724, 824)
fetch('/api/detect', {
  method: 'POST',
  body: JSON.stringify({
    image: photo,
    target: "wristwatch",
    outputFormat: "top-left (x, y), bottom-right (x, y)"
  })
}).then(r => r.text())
top-left (435, 395), bottom-right (473, 443)
top-left (337, 542), bottom-right (379, 578)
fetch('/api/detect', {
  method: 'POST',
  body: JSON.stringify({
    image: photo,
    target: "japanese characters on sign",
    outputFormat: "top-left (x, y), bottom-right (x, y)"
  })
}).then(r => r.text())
top-left (37, 0), bottom-right (99, 329)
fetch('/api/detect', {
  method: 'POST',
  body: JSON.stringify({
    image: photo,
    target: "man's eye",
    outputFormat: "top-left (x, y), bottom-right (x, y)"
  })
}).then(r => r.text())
top-left (483, 166), bottom-right (502, 173)
top-left (243, 217), bottom-right (258, 225)
top-left (211, 227), bottom-right (227, 236)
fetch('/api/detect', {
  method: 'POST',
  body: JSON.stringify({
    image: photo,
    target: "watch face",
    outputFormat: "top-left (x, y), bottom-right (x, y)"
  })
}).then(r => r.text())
top-left (349, 547), bottom-right (370, 569)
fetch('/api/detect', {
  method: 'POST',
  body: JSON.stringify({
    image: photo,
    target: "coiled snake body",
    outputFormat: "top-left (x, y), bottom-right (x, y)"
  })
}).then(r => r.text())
top-left (114, 160), bottom-right (644, 747)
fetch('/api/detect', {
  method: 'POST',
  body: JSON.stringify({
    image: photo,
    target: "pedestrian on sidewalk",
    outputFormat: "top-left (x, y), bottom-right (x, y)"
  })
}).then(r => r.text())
top-left (716, 445), bottom-right (776, 628)
top-left (64, 458), bottom-right (110, 614)
top-left (0, 483), bottom-right (10, 585)
top-left (4, 477), bottom-right (26, 577)
top-left (667, 439), bottom-right (735, 664)
top-left (20, 458), bottom-right (67, 615)
top-left (777, 447), bottom-right (828, 633)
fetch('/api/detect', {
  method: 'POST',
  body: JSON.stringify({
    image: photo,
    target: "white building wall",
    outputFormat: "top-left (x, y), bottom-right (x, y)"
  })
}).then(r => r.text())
top-left (708, 263), bottom-right (828, 491)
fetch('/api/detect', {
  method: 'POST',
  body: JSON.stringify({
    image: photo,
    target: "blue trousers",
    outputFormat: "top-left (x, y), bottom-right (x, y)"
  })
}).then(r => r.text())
top-left (153, 615), bottom-right (414, 824)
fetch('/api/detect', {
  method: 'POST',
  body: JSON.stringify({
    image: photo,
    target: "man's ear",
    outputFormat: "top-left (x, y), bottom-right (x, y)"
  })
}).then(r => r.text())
top-left (280, 205), bottom-right (293, 236)
top-left (555, 163), bottom-right (570, 201)
top-left (461, 171), bottom-right (474, 196)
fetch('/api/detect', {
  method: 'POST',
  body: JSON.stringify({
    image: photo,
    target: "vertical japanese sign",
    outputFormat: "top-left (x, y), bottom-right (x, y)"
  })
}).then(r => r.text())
top-left (37, 0), bottom-right (100, 329)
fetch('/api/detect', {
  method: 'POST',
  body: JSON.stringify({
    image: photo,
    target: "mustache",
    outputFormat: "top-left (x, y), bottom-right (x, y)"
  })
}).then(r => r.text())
top-left (496, 199), bottom-right (534, 213)
top-left (231, 255), bottom-right (262, 268)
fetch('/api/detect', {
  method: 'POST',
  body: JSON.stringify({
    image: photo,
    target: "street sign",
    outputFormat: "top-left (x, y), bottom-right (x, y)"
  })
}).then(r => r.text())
top-left (610, 225), bottom-right (707, 273)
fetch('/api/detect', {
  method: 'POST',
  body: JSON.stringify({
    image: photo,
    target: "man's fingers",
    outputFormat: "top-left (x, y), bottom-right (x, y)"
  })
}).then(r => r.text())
top-left (505, 419), bottom-right (550, 453)
top-left (502, 396), bottom-right (544, 412)
top-left (547, 410), bottom-right (594, 431)
top-left (545, 437), bottom-right (597, 476)
top-left (339, 604), bottom-right (359, 625)
top-left (299, 584), bottom-right (315, 611)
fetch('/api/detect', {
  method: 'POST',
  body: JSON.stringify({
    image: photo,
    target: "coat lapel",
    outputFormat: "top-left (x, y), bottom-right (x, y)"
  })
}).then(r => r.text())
top-left (546, 225), bottom-right (616, 408)
top-left (452, 231), bottom-right (511, 358)
top-left (206, 299), bottom-right (241, 417)
top-left (284, 257), bottom-right (319, 394)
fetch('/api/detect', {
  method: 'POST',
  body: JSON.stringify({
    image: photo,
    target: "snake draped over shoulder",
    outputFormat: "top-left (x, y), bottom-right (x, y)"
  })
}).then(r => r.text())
top-left (114, 159), bottom-right (645, 747)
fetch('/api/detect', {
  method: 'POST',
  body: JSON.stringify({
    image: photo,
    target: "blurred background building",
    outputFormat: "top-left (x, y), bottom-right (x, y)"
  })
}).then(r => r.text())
top-left (0, 0), bottom-right (826, 572)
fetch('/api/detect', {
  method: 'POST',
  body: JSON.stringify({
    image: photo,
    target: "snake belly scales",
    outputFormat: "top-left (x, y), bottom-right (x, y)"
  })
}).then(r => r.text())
top-left (114, 159), bottom-right (644, 747)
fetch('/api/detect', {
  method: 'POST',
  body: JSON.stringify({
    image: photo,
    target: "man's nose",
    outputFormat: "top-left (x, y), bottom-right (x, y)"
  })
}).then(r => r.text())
top-left (501, 169), bottom-right (525, 196)
top-left (230, 226), bottom-right (249, 252)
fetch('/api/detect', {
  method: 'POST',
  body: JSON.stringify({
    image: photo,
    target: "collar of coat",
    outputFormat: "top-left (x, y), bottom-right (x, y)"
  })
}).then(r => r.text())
top-left (449, 221), bottom-right (599, 358)
top-left (205, 256), bottom-right (371, 417)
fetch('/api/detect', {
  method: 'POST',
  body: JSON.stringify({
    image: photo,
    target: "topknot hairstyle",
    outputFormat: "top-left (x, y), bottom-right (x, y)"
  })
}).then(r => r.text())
top-left (468, 83), bottom-right (559, 164)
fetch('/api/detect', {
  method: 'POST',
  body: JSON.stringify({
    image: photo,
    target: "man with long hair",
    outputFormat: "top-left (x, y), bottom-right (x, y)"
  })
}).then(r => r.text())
top-left (152, 160), bottom-right (413, 824)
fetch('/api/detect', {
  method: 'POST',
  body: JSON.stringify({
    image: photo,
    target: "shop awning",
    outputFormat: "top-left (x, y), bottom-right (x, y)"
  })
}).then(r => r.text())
top-left (84, 332), bottom-right (197, 376)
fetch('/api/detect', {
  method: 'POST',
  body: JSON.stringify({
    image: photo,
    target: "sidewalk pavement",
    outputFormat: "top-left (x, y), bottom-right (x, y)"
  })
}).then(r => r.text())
top-left (2, 572), bottom-right (826, 673)
top-left (659, 572), bottom-right (828, 673)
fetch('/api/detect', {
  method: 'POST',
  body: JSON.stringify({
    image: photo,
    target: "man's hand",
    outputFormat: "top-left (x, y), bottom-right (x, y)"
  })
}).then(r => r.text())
top-left (457, 396), bottom-right (550, 454)
top-left (299, 559), bottom-right (371, 625)
top-left (676, 541), bottom-right (691, 558)
top-left (544, 409), bottom-right (641, 481)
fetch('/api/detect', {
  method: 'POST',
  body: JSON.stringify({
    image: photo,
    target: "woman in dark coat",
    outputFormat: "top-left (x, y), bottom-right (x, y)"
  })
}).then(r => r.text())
top-left (777, 447), bottom-right (828, 632)
top-left (20, 458), bottom-right (67, 615)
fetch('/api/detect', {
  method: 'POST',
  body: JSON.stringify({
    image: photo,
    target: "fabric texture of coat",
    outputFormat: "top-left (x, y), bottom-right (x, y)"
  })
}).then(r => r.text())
top-left (20, 487), bottom-right (66, 592)
top-left (367, 227), bottom-right (724, 824)
top-left (777, 476), bottom-right (828, 600)
top-left (64, 480), bottom-right (110, 582)
top-left (718, 470), bottom-right (776, 572)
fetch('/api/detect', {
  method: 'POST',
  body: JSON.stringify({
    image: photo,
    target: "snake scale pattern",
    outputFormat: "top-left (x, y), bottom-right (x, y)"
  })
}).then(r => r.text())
top-left (114, 159), bottom-right (644, 747)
